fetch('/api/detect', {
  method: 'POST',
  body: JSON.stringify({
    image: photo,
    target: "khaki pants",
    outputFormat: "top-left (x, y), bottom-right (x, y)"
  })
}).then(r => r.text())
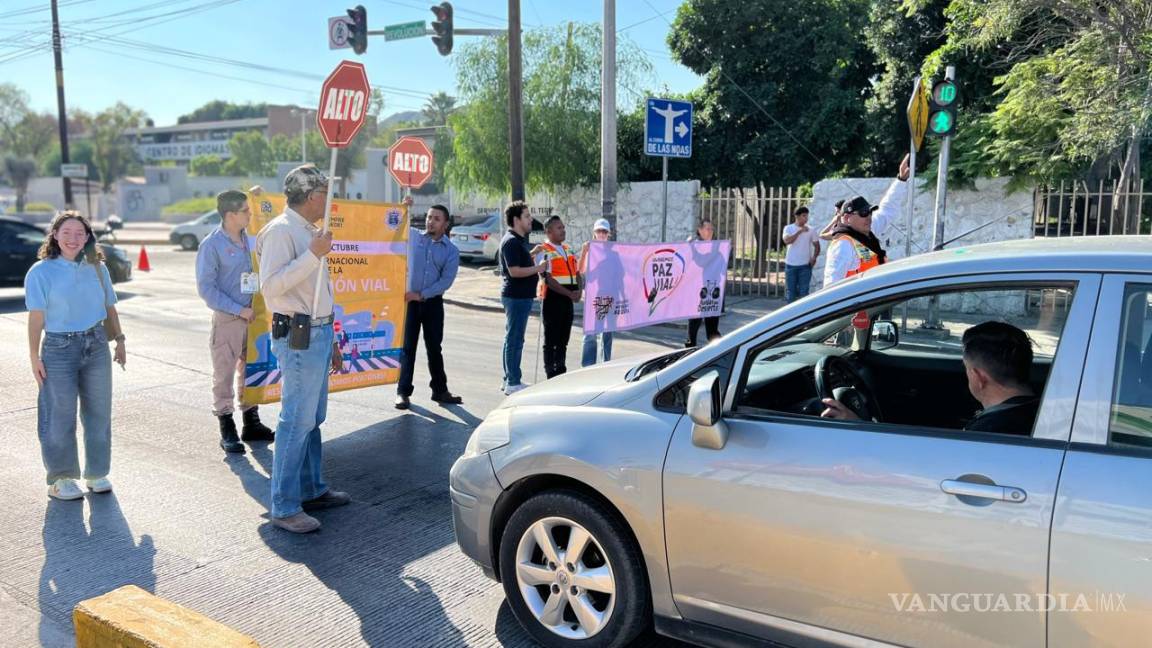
top-left (209, 312), bottom-right (253, 416)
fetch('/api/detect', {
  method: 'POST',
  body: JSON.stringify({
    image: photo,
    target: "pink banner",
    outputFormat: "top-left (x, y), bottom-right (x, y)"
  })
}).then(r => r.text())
top-left (583, 241), bottom-right (731, 334)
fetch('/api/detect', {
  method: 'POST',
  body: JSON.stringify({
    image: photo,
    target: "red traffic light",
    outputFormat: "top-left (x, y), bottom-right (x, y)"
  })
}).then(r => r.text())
top-left (430, 2), bottom-right (453, 56)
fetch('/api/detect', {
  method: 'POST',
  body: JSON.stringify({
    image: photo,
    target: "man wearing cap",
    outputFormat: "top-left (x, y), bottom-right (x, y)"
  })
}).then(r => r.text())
top-left (823, 155), bottom-right (910, 287)
top-left (254, 164), bottom-right (350, 534)
top-left (579, 218), bottom-right (614, 366)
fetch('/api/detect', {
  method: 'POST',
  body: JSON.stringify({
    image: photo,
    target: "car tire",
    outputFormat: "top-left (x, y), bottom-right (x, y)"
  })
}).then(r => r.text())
top-left (180, 234), bottom-right (198, 251)
top-left (499, 490), bottom-right (650, 648)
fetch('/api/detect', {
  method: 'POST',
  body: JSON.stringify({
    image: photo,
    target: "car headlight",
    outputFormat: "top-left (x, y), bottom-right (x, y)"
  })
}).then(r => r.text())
top-left (463, 408), bottom-right (512, 457)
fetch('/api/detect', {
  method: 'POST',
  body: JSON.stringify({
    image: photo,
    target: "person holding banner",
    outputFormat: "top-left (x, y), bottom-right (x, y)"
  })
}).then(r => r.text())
top-left (823, 156), bottom-right (910, 287)
top-left (395, 204), bottom-right (463, 410)
top-left (579, 219), bottom-right (613, 367)
top-left (538, 216), bottom-right (581, 378)
top-left (255, 165), bottom-right (350, 534)
top-left (685, 219), bottom-right (722, 347)
top-left (195, 190), bottom-right (274, 455)
top-left (499, 201), bottom-right (548, 395)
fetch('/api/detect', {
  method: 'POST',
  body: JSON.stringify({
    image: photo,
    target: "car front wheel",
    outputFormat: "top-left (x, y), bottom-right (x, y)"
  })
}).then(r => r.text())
top-left (179, 234), bottom-right (198, 251)
top-left (499, 490), bottom-right (650, 648)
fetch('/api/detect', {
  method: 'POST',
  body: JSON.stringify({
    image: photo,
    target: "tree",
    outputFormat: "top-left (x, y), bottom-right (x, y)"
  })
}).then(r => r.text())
top-left (178, 100), bottom-right (267, 124)
top-left (89, 103), bottom-right (147, 190)
top-left (422, 92), bottom-right (456, 126)
top-left (227, 130), bottom-right (275, 176)
top-left (39, 139), bottom-right (97, 180)
top-left (667, 0), bottom-right (877, 187)
top-left (446, 22), bottom-right (652, 196)
top-left (3, 155), bottom-right (37, 211)
top-left (189, 154), bottom-right (227, 176)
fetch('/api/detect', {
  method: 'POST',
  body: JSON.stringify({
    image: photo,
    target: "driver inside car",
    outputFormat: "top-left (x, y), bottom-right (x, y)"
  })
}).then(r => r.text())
top-left (821, 321), bottom-right (1041, 436)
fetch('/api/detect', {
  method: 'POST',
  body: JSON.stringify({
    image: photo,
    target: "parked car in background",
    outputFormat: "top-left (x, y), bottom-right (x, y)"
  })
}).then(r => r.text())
top-left (169, 210), bottom-right (221, 251)
top-left (451, 237), bottom-right (1152, 648)
top-left (452, 214), bottom-right (547, 264)
top-left (0, 217), bottom-right (131, 286)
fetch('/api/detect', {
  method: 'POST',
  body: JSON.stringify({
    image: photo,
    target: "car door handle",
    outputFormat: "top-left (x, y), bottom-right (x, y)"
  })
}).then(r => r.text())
top-left (940, 479), bottom-right (1027, 503)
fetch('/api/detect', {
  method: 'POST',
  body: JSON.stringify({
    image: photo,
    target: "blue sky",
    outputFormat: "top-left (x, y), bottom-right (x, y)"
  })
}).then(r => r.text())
top-left (0, 0), bottom-right (701, 125)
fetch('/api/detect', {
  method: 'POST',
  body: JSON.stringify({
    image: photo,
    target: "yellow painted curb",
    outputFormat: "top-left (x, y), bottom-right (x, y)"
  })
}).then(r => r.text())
top-left (74, 585), bottom-right (260, 648)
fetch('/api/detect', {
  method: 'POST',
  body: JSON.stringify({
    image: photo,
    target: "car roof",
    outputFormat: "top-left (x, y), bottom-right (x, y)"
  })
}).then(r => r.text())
top-left (870, 236), bottom-right (1152, 279)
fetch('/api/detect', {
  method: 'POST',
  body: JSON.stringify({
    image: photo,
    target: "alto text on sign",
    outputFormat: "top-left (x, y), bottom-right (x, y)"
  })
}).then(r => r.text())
top-left (316, 60), bottom-right (371, 148)
top-left (388, 136), bottom-right (434, 188)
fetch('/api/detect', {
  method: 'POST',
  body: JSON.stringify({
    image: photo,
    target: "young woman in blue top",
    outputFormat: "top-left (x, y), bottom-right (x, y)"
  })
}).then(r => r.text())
top-left (25, 211), bottom-right (126, 501)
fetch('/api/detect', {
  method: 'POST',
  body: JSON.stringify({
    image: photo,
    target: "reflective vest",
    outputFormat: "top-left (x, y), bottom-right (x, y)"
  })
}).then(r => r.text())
top-left (833, 234), bottom-right (881, 278)
top-left (539, 241), bottom-right (578, 297)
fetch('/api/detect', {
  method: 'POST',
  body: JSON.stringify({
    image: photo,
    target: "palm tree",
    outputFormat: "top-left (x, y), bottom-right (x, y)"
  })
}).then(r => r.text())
top-left (3, 155), bottom-right (37, 212)
top-left (421, 92), bottom-right (456, 126)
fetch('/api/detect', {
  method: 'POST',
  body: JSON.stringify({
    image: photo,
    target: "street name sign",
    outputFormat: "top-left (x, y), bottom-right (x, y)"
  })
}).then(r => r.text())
top-left (328, 16), bottom-right (352, 50)
top-left (389, 137), bottom-right (434, 188)
top-left (61, 163), bottom-right (88, 179)
top-left (645, 98), bottom-right (692, 158)
top-left (384, 21), bottom-right (427, 41)
top-left (317, 60), bottom-right (371, 148)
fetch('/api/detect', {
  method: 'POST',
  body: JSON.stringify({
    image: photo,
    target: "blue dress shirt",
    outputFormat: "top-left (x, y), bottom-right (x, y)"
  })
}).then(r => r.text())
top-left (408, 228), bottom-right (459, 299)
top-left (195, 227), bottom-right (253, 316)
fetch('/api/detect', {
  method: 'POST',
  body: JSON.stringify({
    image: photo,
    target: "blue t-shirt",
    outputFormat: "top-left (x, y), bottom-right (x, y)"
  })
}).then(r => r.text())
top-left (24, 257), bottom-right (117, 333)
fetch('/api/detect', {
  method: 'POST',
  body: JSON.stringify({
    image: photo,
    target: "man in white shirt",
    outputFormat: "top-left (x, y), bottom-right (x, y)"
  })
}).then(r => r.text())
top-left (782, 206), bottom-right (821, 302)
top-left (823, 156), bottom-right (910, 287)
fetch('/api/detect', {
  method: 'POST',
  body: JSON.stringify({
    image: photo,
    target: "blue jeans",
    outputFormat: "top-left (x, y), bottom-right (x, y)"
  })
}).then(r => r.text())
top-left (269, 324), bottom-right (333, 519)
top-left (581, 332), bottom-right (613, 367)
top-left (37, 326), bottom-right (112, 485)
top-left (785, 264), bottom-right (813, 303)
top-left (501, 297), bottom-right (534, 387)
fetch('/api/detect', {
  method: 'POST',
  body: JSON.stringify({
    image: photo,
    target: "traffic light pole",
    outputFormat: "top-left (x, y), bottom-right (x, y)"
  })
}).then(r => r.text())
top-left (923, 65), bottom-right (955, 330)
top-left (507, 0), bottom-right (525, 202)
top-left (601, 0), bottom-right (618, 237)
top-left (50, 0), bottom-right (74, 209)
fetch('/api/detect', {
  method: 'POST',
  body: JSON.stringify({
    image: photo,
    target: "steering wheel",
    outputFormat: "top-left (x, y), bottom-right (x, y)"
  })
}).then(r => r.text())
top-left (815, 356), bottom-right (884, 422)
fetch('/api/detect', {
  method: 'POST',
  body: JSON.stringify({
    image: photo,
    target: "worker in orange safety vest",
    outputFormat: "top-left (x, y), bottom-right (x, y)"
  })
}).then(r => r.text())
top-left (823, 155), bottom-right (910, 287)
top-left (536, 215), bottom-right (582, 378)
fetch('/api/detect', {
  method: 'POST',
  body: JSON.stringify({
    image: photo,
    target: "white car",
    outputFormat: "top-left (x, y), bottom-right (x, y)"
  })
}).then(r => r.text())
top-left (169, 210), bottom-right (221, 251)
top-left (452, 214), bottom-right (547, 263)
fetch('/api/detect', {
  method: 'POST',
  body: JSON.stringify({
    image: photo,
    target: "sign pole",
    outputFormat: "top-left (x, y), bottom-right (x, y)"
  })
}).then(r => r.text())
top-left (85, 179), bottom-right (92, 220)
top-left (661, 156), bottom-right (669, 242)
top-left (924, 65), bottom-right (956, 330)
top-left (311, 147), bottom-right (339, 315)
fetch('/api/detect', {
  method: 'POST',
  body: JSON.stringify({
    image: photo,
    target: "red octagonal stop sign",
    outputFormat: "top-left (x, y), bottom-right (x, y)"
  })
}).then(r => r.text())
top-left (317, 60), bottom-right (370, 148)
top-left (388, 136), bottom-right (434, 188)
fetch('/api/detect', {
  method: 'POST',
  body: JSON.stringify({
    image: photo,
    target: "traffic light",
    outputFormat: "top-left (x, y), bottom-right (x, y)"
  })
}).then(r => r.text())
top-left (927, 79), bottom-right (958, 138)
top-left (430, 2), bottom-right (453, 56)
top-left (347, 5), bottom-right (368, 55)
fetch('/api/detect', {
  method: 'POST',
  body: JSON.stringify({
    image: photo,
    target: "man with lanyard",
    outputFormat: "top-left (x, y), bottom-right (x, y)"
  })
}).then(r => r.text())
top-left (195, 190), bottom-right (273, 454)
top-left (255, 165), bottom-right (350, 534)
top-left (537, 215), bottom-right (581, 378)
top-left (823, 155), bottom-right (910, 287)
top-left (395, 204), bottom-right (462, 410)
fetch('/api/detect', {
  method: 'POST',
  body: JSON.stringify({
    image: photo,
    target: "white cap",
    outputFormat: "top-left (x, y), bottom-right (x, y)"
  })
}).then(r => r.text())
top-left (593, 218), bottom-right (611, 232)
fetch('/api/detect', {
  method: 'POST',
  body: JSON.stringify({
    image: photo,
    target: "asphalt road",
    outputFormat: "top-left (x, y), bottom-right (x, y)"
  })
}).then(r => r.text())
top-left (0, 248), bottom-right (687, 647)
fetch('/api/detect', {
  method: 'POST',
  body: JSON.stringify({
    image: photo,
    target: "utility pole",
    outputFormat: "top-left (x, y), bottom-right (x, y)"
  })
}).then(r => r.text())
top-left (507, 0), bottom-right (525, 201)
top-left (50, 0), bottom-right (73, 208)
top-left (600, 0), bottom-right (617, 234)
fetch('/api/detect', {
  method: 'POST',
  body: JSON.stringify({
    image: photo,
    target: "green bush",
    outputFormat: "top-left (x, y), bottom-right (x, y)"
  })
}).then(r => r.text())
top-left (24, 202), bottom-right (55, 212)
top-left (161, 197), bottom-right (216, 215)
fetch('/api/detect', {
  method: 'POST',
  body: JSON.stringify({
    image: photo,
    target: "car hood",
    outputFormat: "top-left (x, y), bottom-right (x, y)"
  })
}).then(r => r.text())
top-left (496, 350), bottom-right (670, 409)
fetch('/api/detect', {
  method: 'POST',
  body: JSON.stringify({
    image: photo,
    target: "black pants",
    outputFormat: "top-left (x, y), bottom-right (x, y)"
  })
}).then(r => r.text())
top-left (542, 291), bottom-right (574, 379)
top-left (397, 296), bottom-right (448, 397)
top-left (686, 317), bottom-right (720, 347)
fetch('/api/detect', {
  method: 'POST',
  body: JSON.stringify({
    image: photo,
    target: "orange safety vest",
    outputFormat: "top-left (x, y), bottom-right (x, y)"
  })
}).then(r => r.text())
top-left (833, 234), bottom-right (881, 278)
top-left (539, 241), bottom-right (579, 298)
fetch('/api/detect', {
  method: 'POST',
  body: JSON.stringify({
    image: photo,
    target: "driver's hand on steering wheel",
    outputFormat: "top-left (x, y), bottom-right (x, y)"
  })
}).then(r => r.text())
top-left (821, 398), bottom-right (861, 421)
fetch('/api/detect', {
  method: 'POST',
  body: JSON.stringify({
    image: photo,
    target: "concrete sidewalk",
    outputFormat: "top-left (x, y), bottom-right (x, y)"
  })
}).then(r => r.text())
top-left (444, 265), bottom-right (783, 336)
top-left (105, 222), bottom-right (172, 246)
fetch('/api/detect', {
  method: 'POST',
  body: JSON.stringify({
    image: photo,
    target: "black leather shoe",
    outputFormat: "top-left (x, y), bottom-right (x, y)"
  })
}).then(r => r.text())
top-left (218, 415), bottom-right (245, 454)
top-left (240, 407), bottom-right (275, 442)
top-left (394, 395), bottom-right (411, 410)
top-left (431, 392), bottom-right (463, 405)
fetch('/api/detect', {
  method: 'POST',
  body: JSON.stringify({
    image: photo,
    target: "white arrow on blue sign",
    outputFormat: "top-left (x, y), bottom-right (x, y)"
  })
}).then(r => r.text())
top-left (645, 97), bottom-right (692, 158)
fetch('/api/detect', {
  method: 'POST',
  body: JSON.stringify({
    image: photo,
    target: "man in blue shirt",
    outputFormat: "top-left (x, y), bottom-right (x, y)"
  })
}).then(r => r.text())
top-left (195, 190), bottom-right (273, 454)
top-left (395, 204), bottom-right (463, 409)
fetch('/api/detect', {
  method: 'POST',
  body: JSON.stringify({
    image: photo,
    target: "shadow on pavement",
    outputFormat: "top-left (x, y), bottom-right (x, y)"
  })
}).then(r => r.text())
top-left (38, 494), bottom-right (156, 645)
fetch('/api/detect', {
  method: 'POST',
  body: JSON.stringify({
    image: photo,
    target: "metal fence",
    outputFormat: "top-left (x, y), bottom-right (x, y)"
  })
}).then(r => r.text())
top-left (1034, 180), bottom-right (1152, 238)
top-left (699, 185), bottom-right (805, 299)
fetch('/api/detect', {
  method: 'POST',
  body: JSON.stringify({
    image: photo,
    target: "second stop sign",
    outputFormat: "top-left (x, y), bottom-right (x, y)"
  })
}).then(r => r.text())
top-left (388, 136), bottom-right (434, 189)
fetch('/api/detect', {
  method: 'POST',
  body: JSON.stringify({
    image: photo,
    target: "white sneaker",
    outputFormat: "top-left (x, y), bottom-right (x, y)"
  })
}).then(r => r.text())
top-left (48, 479), bottom-right (84, 500)
top-left (86, 478), bottom-right (113, 493)
top-left (503, 383), bottom-right (530, 396)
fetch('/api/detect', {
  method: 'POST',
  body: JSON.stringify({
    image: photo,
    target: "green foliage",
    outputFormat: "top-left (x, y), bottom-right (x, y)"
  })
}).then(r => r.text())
top-left (422, 92), bottom-right (457, 126)
top-left (162, 197), bottom-right (216, 215)
top-left (189, 154), bottom-right (227, 176)
top-left (23, 201), bottom-right (55, 212)
top-left (2, 155), bottom-right (37, 211)
top-left (88, 103), bottom-right (147, 191)
top-left (446, 22), bottom-right (652, 196)
top-left (178, 100), bottom-right (267, 124)
top-left (226, 130), bottom-right (275, 177)
top-left (39, 140), bottom-right (97, 179)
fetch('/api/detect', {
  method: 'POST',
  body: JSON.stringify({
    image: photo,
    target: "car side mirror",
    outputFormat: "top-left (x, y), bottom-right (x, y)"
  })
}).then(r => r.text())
top-left (687, 370), bottom-right (729, 450)
top-left (871, 320), bottom-right (898, 351)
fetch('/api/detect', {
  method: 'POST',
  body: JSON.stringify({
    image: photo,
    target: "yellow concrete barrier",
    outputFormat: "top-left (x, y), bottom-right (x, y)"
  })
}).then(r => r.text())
top-left (74, 585), bottom-right (261, 648)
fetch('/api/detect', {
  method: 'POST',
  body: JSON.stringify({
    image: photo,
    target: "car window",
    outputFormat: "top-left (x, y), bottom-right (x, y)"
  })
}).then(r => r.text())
top-left (735, 283), bottom-right (1075, 435)
top-left (202, 211), bottom-right (221, 225)
top-left (1, 222), bottom-right (45, 246)
top-left (1108, 284), bottom-right (1152, 448)
top-left (654, 351), bottom-right (735, 413)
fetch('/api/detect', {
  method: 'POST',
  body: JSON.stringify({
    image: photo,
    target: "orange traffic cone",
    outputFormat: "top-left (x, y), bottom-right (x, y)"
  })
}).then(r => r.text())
top-left (137, 246), bottom-right (151, 272)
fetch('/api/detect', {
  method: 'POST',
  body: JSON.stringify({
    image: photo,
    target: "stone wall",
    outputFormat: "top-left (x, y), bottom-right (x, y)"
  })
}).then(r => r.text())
top-left (808, 176), bottom-right (1034, 292)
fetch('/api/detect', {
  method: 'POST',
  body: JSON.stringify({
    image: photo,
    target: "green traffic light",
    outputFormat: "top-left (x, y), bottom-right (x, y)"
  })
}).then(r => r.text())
top-left (930, 111), bottom-right (953, 133)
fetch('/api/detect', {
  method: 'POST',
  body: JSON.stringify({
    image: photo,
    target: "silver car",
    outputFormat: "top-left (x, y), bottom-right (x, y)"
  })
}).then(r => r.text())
top-left (451, 237), bottom-right (1152, 648)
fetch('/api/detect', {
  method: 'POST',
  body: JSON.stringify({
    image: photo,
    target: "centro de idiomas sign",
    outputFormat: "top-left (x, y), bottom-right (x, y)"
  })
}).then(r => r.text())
top-left (136, 140), bottom-right (232, 161)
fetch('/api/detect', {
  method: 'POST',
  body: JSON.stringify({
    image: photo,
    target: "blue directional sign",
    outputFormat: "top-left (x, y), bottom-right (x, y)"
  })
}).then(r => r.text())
top-left (645, 97), bottom-right (692, 158)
